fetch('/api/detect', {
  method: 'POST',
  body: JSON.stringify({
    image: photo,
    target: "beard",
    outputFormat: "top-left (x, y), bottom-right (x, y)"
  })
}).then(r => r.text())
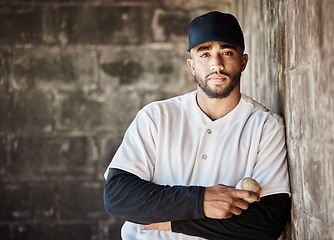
top-left (194, 70), bottom-right (241, 99)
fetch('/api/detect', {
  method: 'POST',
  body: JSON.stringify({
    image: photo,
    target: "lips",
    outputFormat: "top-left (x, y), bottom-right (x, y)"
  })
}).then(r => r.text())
top-left (207, 74), bottom-right (228, 83)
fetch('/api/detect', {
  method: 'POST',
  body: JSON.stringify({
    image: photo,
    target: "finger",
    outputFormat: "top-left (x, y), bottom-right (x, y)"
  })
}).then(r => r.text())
top-left (229, 205), bottom-right (243, 215)
top-left (140, 224), bottom-right (152, 231)
top-left (140, 222), bottom-right (171, 231)
top-left (235, 189), bottom-right (260, 202)
top-left (233, 198), bottom-right (249, 210)
top-left (140, 224), bottom-right (161, 231)
top-left (223, 212), bottom-right (233, 219)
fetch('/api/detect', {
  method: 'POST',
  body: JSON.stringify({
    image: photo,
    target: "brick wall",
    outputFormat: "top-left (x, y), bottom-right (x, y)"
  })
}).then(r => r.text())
top-left (0, 0), bottom-right (234, 239)
top-left (236, 0), bottom-right (334, 239)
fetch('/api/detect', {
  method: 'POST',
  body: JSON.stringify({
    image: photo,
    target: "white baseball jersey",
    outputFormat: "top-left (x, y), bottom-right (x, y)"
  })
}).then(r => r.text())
top-left (104, 91), bottom-right (290, 240)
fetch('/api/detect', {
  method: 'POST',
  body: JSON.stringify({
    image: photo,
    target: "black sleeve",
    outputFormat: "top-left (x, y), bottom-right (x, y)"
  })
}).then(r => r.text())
top-left (171, 193), bottom-right (291, 240)
top-left (104, 168), bottom-right (290, 240)
top-left (103, 168), bottom-right (206, 224)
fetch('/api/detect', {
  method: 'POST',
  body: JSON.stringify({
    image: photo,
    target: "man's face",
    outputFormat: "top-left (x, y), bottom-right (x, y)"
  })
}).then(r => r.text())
top-left (187, 42), bottom-right (248, 99)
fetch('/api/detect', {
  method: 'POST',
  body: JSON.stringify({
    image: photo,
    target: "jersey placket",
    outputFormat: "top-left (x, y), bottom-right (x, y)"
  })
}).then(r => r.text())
top-left (189, 123), bottom-right (219, 186)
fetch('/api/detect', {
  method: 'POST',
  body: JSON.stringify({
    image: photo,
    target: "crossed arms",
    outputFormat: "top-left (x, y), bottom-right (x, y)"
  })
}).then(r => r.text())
top-left (104, 168), bottom-right (290, 240)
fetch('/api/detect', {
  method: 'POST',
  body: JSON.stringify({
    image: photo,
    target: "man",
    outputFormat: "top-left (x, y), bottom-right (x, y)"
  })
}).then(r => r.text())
top-left (104, 11), bottom-right (291, 240)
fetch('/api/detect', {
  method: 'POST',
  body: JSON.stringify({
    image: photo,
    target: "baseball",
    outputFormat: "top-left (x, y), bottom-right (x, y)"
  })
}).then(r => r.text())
top-left (236, 177), bottom-right (261, 203)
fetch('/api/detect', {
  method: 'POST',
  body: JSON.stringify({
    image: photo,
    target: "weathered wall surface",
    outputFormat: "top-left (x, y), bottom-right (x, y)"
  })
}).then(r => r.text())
top-left (0, 1), bottom-right (234, 239)
top-left (236, 0), bottom-right (334, 239)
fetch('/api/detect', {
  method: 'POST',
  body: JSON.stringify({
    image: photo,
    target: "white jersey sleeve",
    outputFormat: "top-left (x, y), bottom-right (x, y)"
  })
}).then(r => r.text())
top-left (251, 113), bottom-right (290, 197)
top-left (104, 109), bottom-right (157, 181)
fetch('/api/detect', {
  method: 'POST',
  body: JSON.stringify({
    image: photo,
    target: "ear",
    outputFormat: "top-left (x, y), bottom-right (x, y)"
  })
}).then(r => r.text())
top-left (241, 54), bottom-right (248, 72)
top-left (187, 58), bottom-right (195, 75)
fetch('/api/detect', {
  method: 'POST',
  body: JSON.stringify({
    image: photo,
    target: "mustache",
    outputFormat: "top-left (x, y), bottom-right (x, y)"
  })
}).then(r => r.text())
top-left (205, 71), bottom-right (231, 79)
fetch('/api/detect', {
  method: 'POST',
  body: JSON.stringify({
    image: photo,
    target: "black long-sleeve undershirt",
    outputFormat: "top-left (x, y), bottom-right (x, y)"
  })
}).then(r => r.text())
top-left (104, 168), bottom-right (205, 224)
top-left (171, 193), bottom-right (291, 240)
top-left (104, 168), bottom-right (291, 240)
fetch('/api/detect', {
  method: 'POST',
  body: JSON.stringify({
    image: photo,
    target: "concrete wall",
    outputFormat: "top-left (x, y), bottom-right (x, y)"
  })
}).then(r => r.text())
top-left (236, 0), bottom-right (334, 239)
top-left (0, 1), bottom-right (234, 239)
top-left (1, 0), bottom-right (333, 239)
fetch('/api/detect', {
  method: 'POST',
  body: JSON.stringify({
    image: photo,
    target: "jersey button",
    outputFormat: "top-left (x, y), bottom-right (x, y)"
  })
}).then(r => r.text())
top-left (202, 154), bottom-right (207, 159)
top-left (207, 129), bottom-right (212, 134)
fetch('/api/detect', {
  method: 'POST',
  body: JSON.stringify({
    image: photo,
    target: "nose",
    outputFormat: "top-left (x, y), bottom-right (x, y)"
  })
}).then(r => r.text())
top-left (210, 54), bottom-right (224, 72)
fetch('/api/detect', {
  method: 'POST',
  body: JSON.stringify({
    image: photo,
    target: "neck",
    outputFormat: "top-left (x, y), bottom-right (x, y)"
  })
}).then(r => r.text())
top-left (196, 87), bottom-right (241, 121)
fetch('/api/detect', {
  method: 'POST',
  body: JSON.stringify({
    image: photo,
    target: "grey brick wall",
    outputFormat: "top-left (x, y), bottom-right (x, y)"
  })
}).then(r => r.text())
top-left (0, 0), bottom-right (234, 239)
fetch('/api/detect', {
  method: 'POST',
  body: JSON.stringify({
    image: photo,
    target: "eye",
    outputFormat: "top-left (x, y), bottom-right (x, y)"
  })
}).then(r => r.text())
top-left (222, 51), bottom-right (233, 56)
top-left (200, 53), bottom-right (210, 58)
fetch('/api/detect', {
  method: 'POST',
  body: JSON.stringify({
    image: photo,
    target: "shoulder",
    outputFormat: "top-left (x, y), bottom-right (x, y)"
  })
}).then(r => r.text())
top-left (141, 91), bottom-right (196, 117)
top-left (241, 94), bottom-right (284, 128)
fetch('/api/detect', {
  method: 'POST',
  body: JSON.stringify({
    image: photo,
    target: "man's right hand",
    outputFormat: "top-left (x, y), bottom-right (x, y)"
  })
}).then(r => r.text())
top-left (203, 184), bottom-right (260, 219)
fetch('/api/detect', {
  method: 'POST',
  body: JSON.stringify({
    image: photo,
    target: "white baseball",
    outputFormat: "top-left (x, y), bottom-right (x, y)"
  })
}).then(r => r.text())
top-left (236, 177), bottom-right (261, 203)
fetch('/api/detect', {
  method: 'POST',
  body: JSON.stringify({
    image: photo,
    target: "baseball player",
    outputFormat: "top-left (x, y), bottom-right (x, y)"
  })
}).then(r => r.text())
top-left (104, 11), bottom-right (291, 240)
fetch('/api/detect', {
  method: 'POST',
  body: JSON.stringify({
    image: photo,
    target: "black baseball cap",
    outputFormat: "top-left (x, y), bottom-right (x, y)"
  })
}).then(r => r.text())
top-left (187, 11), bottom-right (245, 52)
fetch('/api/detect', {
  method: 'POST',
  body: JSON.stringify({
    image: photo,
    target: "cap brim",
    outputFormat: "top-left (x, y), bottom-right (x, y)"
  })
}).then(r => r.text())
top-left (187, 38), bottom-right (241, 52)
